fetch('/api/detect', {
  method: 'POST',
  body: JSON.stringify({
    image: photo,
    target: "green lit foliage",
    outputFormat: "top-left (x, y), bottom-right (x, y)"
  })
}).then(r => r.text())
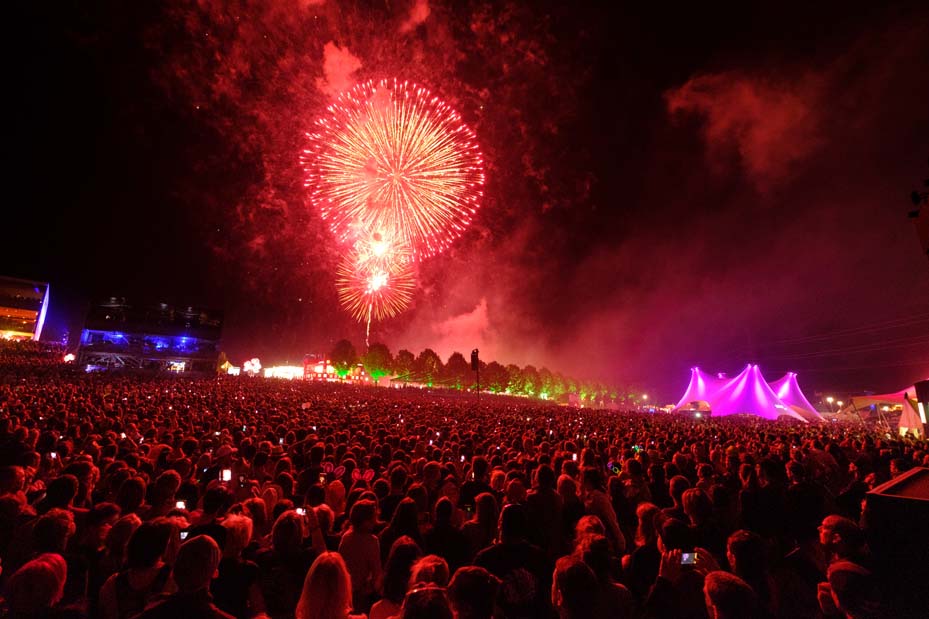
top-left (329, 339), bottom-right (358, 377)
top-left (482, 361), bottom-right (508, 392)
top-left (521, 365), bottom-right (540, 396)
top-left (393, 349), bottom-right (415, 382)
top-left (361, 342), bottom-right (393, 380)
top-left (414, 349), bottom-right (443, 386)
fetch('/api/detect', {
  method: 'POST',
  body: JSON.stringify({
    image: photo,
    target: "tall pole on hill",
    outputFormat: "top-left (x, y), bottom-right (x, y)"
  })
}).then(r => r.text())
top-left (471, 349), bottom-right (480, 404)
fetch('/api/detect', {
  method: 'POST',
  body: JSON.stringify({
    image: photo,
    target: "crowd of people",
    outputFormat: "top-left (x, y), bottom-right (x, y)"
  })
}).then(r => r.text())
top-left (0, 339), bottom-right (925, 618)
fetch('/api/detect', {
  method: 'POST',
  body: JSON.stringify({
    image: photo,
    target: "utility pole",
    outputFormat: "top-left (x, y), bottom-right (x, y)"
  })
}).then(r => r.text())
top-left (471, 349), bottom-right (480, 403)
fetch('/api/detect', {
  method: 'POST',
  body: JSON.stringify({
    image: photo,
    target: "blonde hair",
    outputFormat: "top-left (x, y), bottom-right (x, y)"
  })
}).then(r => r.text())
top-left (296, 552), bottom-right (353, 619)
top-left (409, 554), bottom-right (450, 588)
top-left (7, 553), bottom-right (67, 613)
top-left (222, 514), bottom-right (254, 557)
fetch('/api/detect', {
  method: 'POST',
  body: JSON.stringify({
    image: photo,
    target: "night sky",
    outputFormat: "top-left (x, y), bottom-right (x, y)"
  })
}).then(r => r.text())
top-left (6, 1), bottom-right (929, 402)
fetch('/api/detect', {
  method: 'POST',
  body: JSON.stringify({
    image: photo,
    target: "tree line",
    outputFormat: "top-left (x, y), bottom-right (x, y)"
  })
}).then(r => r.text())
top-left (328, 339), bottom-right (644, 404)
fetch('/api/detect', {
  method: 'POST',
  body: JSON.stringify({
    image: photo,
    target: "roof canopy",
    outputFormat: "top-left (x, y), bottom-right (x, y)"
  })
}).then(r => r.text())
top-left (675, 365), bottom-right (815, 422)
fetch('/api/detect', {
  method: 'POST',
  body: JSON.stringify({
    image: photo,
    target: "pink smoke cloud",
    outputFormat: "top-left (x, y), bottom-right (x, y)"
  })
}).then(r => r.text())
top-left (666, 72), bottom-right (824, 189)
top-left (428, 298), bottom-right (493, 359)
top-left (400, 0), bottom-right (431, 34)
top-left (317, 41), bottom-right (362, 98)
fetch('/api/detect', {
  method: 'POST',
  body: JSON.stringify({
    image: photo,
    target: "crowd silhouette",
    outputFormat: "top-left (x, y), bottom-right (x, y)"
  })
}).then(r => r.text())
top-left (0, 340), bottom-right (923, 618)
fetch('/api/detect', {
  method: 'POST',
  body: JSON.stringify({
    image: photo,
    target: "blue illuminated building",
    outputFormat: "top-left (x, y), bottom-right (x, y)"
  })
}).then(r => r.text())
top-left (78, 298), bottom-right (223, 373)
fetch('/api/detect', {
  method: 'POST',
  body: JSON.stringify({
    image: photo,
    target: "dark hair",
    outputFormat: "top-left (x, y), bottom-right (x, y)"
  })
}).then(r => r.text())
top-left (704, 571), bottom-right (758, 619)
top-left (401, 585), bottom-right (452, 619)
top-left (202, 486), bottom-right (233, 515)
top-left (669, 475), bottom-right (690, 503)
top-left (382, 536), bottom-right (422, 603)
top-left (33, 509), bottom-right (75, 554)
top-left (535, 464), bottom-right (556, 489)
top-left (350, 499), bottom-right (378, 530)
top-left (554, 556), bottom-right (598, 617)
top-left (499, 503), bottom-right (527, 540)
top-left (578, 534), bottom-right (612, 582)
top-left (471, 457), bottom-right (489, 480)
top-left (448, 566), bottom-right (500, 619)
top-left (659, 518), bottom-right (692, 552)
top-left (388, 497), bottom-right (419, 535)
top-left (45, 475), bottom-right (79, 508)
top-left (390, 465), bottom-right (409, 490)
top-left (434, 496), bottom-right (453, 524)
top-left (581, 467), bottom-right (604, 491)
top-left (126, 522), bottom-right (171, 568)
top-left (173, 535), bottom-right (221, 592)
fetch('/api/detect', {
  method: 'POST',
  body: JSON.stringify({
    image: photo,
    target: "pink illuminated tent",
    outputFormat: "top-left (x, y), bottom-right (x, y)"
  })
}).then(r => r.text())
top-left (674, 365), bottom-right (810, 422)
top-left (674, 367), bottom-right (728, 411)
top-left (769, 373), bottom-right (824, 422)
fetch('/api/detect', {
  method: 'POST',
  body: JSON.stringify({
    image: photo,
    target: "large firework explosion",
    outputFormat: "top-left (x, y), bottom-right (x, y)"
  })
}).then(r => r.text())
top-left (304, 78), bottom-right (484, 338)
top-left (304, 78), bottom-right (485, 262)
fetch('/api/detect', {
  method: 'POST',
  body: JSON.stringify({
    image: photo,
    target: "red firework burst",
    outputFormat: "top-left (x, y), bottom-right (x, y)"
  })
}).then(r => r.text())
top-left (304, 78), bottom-right (484, 261)
top-left (335, 249), bottom-right (416, 323)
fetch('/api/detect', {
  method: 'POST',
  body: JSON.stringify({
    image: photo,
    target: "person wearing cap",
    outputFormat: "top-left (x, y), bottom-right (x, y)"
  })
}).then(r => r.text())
top-left (135, 534), bottom-right (234, 619)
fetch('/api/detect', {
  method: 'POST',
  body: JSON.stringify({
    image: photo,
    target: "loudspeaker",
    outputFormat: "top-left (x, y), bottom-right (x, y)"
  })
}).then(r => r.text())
top-left (470, 349), bottom-right (479, 372)
top-left (914, 379), bottom-right (929, 404)
top-left (864, 467), bottom-right (929, 617)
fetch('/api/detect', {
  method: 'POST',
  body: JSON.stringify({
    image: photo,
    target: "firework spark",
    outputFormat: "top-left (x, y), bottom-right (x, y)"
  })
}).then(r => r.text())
top-left (304, 78), bottom-right (485, 261)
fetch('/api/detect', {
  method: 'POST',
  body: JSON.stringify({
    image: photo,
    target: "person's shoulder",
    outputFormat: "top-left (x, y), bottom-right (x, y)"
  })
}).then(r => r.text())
top-left (212, 606), bottom-right (237, 619)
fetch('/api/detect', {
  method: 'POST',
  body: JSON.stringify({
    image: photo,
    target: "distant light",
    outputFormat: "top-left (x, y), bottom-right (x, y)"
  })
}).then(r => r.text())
top-left (695, 412), bottom-right (702, 418)
top-left (63, 353), bottom-right (75, 363)
top-left (826, 397), bottom-right (834, 403)
top-left (836, 400), bottom-right (844, 407)
top-left (642, 394), bottom-right (648, 400)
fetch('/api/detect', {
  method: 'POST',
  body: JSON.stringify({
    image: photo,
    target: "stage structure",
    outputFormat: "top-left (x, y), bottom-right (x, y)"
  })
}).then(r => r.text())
top-left (674, 365), bottom-right (821, 422)
top-left (0, 276), bottom-right (49, 341)
top-left (78, 298), bottom-right (223, 373)
top-left (302, 354), bottom-right (370, 382)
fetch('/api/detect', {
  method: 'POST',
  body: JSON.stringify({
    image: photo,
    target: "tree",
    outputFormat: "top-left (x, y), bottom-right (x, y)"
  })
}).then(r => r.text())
top-left (361, 343), bottom-right (393, 381)
top-left (505, 364), bottom-right (523, 393)
top-left (522, 365), bottom-right (541, 396)
top-left (394, 349), bottom-right (415, 381)
top-left (538, 367), bottom-right (554, 398)
top-left (442, 352), bottom-right (472, 389)
top-left (414, 349), bottom-right (443, 386)
top-left (483, 361), bottom-right (509, 393)
top-left (564, 376), bottom-right (579, 395)
top-left (329, 339), bottom-right (358, 376)
top-left (551, 372), bottom-right (567, 399)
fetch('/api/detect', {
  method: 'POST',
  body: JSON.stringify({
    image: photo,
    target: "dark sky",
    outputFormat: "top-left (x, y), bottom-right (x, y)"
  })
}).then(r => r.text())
top-left (6, 1), bottom-right (929, 402)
